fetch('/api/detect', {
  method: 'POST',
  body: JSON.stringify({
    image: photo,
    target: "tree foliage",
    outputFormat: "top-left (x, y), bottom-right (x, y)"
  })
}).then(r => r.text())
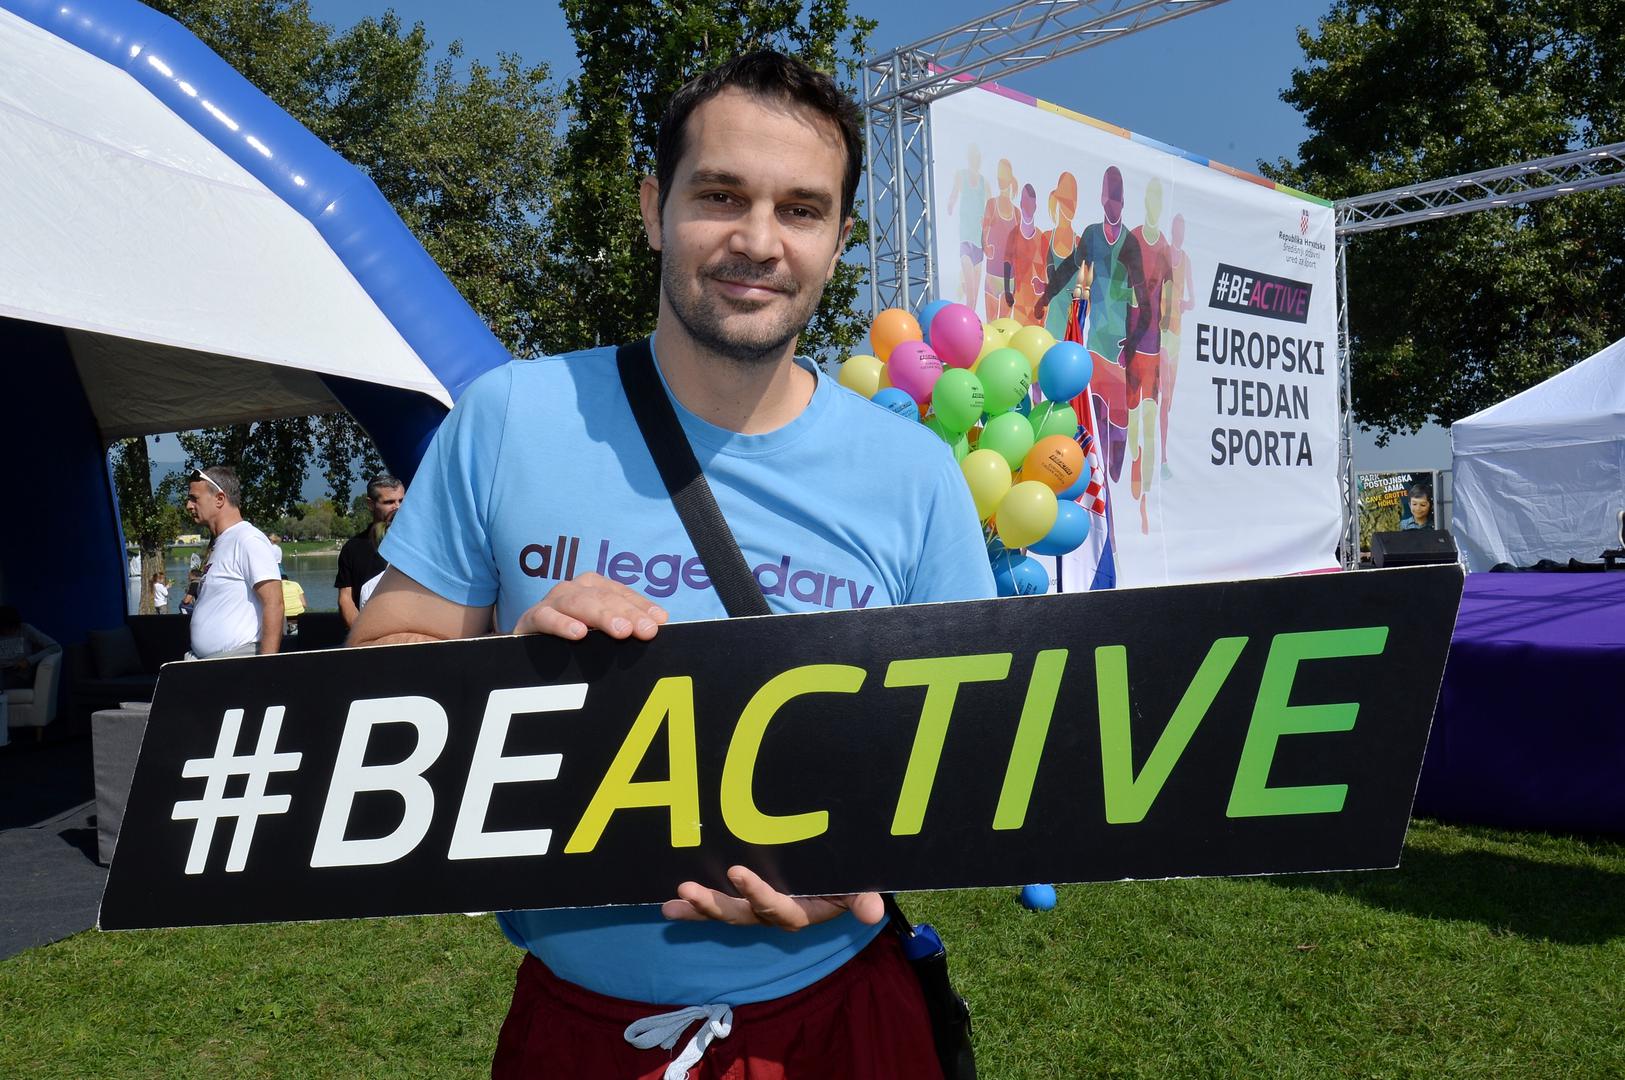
top-left (1264, 0), bottom-right (1625, 440)
top-left (548, 0), bottom-right (876, 361)
top-left (110, 438), bottom-right (192, 613)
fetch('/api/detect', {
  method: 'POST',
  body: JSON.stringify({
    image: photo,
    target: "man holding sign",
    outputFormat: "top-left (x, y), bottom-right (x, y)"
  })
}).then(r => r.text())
top-left (352, 51), bottom-right (993, 1080)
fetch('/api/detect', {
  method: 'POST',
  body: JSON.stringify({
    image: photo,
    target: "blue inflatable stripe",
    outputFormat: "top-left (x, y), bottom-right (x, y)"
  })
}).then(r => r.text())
top-left (3, 0), bottom-right (509, 403)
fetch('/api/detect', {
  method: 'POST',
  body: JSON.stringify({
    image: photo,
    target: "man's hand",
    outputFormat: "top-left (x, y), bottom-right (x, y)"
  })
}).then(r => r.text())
top-left (662, 866), bottom-right (884, 931)
top-left (512, 573), bottom-right (668, 642)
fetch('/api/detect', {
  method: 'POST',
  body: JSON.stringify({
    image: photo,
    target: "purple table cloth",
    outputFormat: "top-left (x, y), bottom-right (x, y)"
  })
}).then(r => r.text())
top-left (1413, 572), bottom-right (1625, 836)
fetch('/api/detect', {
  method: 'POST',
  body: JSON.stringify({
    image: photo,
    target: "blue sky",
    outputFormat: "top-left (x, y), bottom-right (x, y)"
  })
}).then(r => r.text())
top-left (155, 1), bottom-right (1451, 477)
top-left (305, 0), bottom-right (1332, 178)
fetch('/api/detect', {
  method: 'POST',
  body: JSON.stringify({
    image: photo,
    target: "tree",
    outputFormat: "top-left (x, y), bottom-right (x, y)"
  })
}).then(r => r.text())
top-left (1264, 0), bottom-right (1625, 441)
top-left (139, 1), bottom-right (563, 520)
top-left (110, 438), bottom-right (191, 613)
top-left (548, 0), bottom-right (876, 362)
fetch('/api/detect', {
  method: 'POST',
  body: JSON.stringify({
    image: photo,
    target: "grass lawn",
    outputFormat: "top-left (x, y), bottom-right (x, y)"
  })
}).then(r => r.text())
top-left (3, 819), bottom-right (1621, 1078)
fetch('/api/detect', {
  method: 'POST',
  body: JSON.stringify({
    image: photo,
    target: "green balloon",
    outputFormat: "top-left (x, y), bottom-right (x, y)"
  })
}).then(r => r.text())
top-left (924, 416), bottom-right (971, 461)
top-left (979, 410), bottom-right (1035, 470)
top-left (1030, 401), bottom-right (1079, 441)
top-left (976, 348), bottom-right (1032, 413)
top-left (930, 368), bottom-right (985, 433)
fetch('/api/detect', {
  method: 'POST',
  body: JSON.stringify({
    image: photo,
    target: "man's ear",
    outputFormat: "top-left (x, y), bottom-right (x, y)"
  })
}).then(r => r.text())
top-left (639, 176), bottom-right (663, 252)
top-left (826, 216), bottom-right (854, 280)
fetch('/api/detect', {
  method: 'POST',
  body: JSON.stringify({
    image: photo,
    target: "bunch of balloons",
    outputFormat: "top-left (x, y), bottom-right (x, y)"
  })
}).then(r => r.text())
top-left (839, 301), bottom-right (1095, 596)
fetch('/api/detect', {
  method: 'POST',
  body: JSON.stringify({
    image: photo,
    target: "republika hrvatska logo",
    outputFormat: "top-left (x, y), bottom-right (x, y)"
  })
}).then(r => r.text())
top-left (1299, 209), bottom-right (1310, 236)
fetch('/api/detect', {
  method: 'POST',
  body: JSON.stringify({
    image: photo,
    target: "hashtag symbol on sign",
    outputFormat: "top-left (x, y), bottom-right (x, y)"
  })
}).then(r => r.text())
top-left (1213, 272), bottom-right (1231, 302)
top-left (170, 706), bottom-right (303, 875)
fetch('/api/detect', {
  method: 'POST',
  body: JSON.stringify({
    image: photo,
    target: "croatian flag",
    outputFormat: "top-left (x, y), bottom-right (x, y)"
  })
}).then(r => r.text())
top-left (1064, 297), bottom-right (1116, 591)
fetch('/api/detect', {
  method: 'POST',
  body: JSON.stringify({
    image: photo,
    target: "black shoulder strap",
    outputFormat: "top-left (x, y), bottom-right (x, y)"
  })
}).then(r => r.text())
top-left (615, 337), bottom-right (771, 619)
top-left (618, 338), bottom-right (919, 930)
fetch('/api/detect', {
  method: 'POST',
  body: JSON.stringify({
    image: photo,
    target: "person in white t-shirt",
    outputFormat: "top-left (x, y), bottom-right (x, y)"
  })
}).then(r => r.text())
top-left (183, 467), bottom-right (283, 659)
top-left (150, 571), bottom-right (170, 612)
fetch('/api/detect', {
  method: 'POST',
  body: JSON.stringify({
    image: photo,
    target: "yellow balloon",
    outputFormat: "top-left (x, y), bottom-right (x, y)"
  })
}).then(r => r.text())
top-left (1009, 325), bottom-right (1057, 374)
top-left (960, 449), bottom-right (1013, 522)
top-left (838, 354), bottom-right (884, 399)
top-left (995, 481), bottom-right (1060, 549)
top-left (878, 365), bottom-right (893, 390)
top-left (977, 325), bottom-right (1004, 362)
top-left (989, 316), bottom-right (1023, 339)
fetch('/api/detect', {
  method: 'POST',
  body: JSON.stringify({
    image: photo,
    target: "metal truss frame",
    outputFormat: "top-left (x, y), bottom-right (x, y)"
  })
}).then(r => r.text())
top-left (1329, 140), bottom-right (1625, 566)
top-left (1335, 142), bottom-right (1625, 235)
top-left (862, 0), bottom-right (1230, 315)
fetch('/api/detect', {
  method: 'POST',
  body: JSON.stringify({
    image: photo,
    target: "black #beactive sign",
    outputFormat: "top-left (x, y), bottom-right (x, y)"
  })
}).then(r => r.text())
top-left (99, 565), bottom-right (1463, 930)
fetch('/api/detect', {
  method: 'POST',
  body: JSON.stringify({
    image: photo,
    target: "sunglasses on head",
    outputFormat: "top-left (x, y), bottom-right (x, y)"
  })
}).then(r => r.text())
top-left (186, 470), bottom-right (225, 502)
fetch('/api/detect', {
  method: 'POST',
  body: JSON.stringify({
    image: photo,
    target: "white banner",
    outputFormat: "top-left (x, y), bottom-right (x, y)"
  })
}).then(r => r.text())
top-left (929, 87), bottom-right (1342, 589)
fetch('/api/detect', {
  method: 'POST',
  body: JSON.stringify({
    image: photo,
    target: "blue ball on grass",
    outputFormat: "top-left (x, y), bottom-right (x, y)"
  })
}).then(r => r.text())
top-left (1018, 883), bottom-right (1057, 911)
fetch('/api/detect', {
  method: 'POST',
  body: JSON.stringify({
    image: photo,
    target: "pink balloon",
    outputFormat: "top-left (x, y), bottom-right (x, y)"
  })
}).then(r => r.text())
top-left (929, 303), bottom-right (985, 369)
top-left (887, 340), bottom-right (945, 405)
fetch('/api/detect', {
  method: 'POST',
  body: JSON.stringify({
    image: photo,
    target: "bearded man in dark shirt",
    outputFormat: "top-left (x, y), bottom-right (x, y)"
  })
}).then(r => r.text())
top-left (334, 474), bottom-right (404, 625)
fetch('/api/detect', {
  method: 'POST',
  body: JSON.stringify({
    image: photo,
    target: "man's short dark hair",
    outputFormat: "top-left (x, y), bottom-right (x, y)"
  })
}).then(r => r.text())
top-left (196, 466), bottom-right (242, 507)
top-left (367, 474), bottom-right (404, 500)
top-left (656, 50), bottom-right (864, 223)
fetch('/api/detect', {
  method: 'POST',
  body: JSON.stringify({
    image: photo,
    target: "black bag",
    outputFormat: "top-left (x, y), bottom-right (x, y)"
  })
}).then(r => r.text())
top-left (884, 895), bottom-right (978, 1080)
top-left (615, 339), bottom-right (977, 1079)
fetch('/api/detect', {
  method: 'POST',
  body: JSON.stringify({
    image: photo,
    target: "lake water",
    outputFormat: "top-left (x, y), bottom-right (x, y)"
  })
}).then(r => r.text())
top-left (129, 551), bottom-right (341, 614)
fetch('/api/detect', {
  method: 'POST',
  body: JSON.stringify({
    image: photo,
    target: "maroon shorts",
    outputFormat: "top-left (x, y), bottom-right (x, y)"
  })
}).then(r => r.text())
top-left (491, 931), bottom-right (945, 1079)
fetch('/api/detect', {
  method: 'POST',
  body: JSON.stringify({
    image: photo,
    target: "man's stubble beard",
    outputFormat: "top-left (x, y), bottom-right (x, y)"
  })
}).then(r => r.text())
top-left (661, 251), bottom-right (827, 367)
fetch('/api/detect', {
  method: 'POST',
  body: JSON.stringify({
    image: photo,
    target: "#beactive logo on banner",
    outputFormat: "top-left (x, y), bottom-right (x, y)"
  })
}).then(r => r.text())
top-left (927, 87), bottom-right (1342, 592)
top-left (99, 567), bottom-right (1464, 932)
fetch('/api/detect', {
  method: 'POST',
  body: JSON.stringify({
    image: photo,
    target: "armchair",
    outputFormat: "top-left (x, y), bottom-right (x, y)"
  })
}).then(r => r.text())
top-left (5, 647), bottom-right (62, 739)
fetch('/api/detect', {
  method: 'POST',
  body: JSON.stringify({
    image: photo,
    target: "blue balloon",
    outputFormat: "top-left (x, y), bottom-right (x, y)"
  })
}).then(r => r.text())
top-left (1019, 883), bottom-right (1058, 911)
top-left (1055, 468), bottom-right (1091, 502)
top-left (1014, 394), bottom-right (1033, 417)
top-left (918, 299), bottom-right (953, 343)
top-left (991, 550), bottom-right (1050, 596)
top-left (1038, 341), bottom-right (1093, 403)
top-left (1028, 499), bottom-right (1091, 556)
top-left (871, 386), bottom-right (920, 420)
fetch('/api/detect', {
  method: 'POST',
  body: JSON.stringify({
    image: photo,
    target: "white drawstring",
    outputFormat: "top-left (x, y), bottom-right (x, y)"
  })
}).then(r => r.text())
top-left (624, 1003), bottom-right (735, 1080)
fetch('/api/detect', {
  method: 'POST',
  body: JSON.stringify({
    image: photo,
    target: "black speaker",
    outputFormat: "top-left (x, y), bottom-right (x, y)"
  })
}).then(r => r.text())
top-left (1371, 529), bottom-right (1458, 568)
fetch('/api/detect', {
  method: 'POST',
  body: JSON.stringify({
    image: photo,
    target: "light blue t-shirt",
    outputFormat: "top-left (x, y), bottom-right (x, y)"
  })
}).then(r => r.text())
top-left (382, 340), bottom-right (995, 1006)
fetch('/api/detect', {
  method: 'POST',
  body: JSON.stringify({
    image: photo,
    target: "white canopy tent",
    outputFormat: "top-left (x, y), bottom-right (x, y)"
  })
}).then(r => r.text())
top-left (0, 0), bottom-right (509, 646)
top-left (0, 6), bottom-right (452, 439)
top-left (1451, 336), bottom-right (1625, 571)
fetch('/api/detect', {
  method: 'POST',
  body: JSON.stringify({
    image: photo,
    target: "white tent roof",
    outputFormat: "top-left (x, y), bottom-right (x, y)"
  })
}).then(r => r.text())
top-left (1450, 335), bottom-right (1625, 570)
top-left (0, 7), bottom-right (452, 438)
top-left (1452, 336), bottom-right (1625, 455)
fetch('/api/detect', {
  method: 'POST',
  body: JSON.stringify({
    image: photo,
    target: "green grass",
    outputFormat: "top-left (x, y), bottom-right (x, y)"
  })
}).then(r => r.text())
top-left (3, 819), bottom-right (1621, 1078)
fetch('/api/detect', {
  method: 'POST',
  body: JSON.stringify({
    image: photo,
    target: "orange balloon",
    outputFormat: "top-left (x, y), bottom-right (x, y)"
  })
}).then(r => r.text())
top-left (1022, 435), bottom-right (1085, 493)
top-left (871, 308), bottom-right (924, 361)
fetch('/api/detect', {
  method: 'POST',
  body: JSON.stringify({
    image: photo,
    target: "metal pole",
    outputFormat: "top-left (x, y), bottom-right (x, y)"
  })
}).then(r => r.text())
top-left (862, 63), bottom-right (880, 316)
top-left (1336, 233), bottom-right (1357, 569)
top-left (920, 93), bottom-right (938, 304)
top-left (891, 52), bottom-right (910, 311)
